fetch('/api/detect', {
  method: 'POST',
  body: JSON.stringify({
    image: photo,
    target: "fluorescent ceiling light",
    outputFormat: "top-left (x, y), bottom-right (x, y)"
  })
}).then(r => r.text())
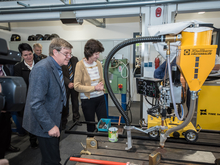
top-left (198, 12), bottom-right (205, 14)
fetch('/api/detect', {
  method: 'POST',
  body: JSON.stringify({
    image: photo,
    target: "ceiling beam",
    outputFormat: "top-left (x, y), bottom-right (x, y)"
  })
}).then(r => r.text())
top-left (85, 18), bottom-right (106, 28)
top-left (0, 22), bottom-right (11, 31)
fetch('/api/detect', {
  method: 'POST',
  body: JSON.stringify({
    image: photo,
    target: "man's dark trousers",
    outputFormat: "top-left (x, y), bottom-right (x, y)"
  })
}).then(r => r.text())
top-left (37, 136), bottom-right (61, 165)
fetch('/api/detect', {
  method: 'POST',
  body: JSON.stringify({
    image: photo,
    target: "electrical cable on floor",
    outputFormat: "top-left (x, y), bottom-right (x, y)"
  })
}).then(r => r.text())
top-left (64, 157), bottom-right (70, 165)
top-left (64, 154), bottom-right (81, 165)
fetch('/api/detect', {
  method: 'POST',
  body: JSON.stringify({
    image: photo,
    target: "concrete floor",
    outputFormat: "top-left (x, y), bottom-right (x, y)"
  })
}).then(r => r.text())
top-left (5, 101), bottom-right (141, 165)
top-left (4, 99), bottom-right (218, 165)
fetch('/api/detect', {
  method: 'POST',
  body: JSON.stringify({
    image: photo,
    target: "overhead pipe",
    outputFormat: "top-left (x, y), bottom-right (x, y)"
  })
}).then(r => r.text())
top-left (0, 0), bottom-right (217, 14)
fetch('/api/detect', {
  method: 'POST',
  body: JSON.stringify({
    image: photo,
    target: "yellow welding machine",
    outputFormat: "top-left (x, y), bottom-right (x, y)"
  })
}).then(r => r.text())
top-left (176, 29), bottom-right (217, 91)
top-left (197, 82), bottom-right (220, 131)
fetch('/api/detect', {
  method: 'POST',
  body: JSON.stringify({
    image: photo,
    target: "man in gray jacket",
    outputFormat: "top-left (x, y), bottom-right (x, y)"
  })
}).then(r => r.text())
top-left (22, 38), bottom-right (73, 165)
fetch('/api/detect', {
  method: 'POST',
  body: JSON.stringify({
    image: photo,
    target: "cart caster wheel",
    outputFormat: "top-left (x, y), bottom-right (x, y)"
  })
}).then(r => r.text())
top-left (184, 130), bottom-right (198, 143)
top-left (149, 130), bottom-right (159, 140)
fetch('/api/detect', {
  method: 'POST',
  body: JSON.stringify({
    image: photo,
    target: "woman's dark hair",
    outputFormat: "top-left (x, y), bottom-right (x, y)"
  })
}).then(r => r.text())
top-left (18, 43), bottom-right (33, 54)
top-left (84, 39), bottom-right (104, 60)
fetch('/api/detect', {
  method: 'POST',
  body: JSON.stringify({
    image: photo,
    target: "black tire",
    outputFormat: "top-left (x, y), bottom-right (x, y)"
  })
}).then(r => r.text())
top-left (149, 129), bottom-right (159, 140)
top-left (184, 130), bottom-right (198, 143)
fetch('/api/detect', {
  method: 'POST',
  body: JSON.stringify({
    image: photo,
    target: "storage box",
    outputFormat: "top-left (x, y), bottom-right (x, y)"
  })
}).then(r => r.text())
top-left (97, 118), bottom-right (111, 132)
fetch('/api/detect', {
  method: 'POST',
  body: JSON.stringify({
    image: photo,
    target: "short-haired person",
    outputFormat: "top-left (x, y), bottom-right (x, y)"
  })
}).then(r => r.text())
top-left (14, 43), bottom-right (38, 149)
top-left (22, 38), bottom-right (73, 165)
top-left (74, 39), bottom-right (107, 134)
top-left (61, 55), bottom-right (80, 129)
top-left (33, 43), bottom-right (47, 62)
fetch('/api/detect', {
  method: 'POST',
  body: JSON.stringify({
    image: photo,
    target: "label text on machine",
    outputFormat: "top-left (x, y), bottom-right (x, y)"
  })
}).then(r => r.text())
top-left (184, 49), bottom-right (213, 55)
top-left (200, 109), bottom-right (220, 116)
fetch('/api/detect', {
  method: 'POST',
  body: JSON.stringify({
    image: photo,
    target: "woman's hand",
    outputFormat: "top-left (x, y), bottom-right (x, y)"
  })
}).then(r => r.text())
top-left (95, 82), bottom-right (104, 91)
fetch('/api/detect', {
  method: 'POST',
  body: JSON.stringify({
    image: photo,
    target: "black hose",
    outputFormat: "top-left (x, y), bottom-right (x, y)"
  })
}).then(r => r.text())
top-left (64, 154), bottom-right (81, 165)
top-left (104, 36), bottom-right (165, 126)
top-left (126, 63), bottom-right (132, 123)
top-left (64, 156), bottom-right (70, 165)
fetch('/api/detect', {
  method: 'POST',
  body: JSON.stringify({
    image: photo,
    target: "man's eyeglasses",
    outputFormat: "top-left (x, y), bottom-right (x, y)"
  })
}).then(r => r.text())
top-left (58, 51), bottom-right (73, 58)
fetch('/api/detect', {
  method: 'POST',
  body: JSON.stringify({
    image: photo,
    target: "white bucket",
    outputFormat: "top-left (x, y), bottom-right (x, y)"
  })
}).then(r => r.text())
top-left (108, 127), bottom-right (118, 142)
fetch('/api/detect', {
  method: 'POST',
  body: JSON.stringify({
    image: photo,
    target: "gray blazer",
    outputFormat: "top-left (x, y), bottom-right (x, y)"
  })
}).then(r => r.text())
top-left (22, 56), bottom-right (64, 138)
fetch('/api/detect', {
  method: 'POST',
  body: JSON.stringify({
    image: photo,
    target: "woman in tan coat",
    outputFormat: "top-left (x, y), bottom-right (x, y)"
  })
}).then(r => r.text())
top-left (74, 39), bottom-right (107, 134)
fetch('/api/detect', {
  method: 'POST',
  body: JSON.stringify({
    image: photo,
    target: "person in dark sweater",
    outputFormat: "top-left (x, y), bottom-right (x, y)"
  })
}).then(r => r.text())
top-left (62, 56), bottom-right (80, 129)
top-left (14, 43), bottom-right (38, 149)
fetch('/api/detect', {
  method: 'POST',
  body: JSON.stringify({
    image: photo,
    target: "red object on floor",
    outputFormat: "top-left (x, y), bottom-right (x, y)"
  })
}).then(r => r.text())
top-left (69, 157), bottom-right (128, 165)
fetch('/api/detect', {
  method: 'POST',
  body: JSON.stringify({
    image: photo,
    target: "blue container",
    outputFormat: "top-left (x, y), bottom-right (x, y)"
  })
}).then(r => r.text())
top-left (97, 118), bottom-right (111, 132)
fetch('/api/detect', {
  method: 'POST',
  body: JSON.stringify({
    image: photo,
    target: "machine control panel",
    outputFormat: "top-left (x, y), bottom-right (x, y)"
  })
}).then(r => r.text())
top-left (136, 77), bottom-right (162, 98)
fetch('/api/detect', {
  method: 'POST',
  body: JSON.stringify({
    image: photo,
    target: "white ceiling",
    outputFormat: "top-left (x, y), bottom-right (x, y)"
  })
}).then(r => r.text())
top-left (176, 11), bottom-right (220, 28)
